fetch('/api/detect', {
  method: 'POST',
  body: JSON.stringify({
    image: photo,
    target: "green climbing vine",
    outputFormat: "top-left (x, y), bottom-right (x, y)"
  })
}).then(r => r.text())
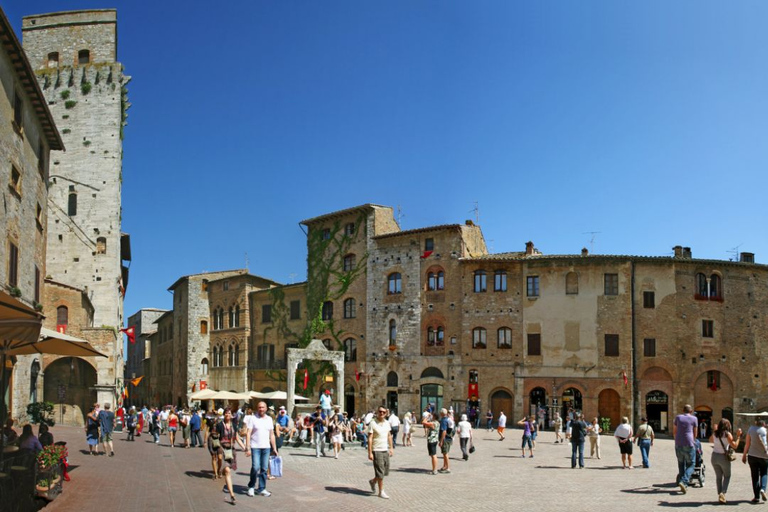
top-left (263, 211), bottom-right (369, 394)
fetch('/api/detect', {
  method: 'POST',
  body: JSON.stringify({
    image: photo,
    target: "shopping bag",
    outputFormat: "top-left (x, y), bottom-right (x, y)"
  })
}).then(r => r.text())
top-left (269, 455), bottom-right (283, 478)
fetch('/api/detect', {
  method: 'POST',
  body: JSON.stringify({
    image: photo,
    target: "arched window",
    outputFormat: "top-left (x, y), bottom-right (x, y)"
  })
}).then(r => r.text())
top-left (387, 371), bottom-right (399, 387)
top-left (497, 327), bottom-right (512, 349)
top-left (56, 306), bottom-right (69, 330)
top-left (234, 344), bottom-right (240, 366)
top-left (427, 326), bottom-right (445, 347)
top-left (201, 358), bottom-right (209, 374)
top-left (421, 367), bottom-right (444, 379)
top-left (566, 272), bottom-right (579, 295)
top-left (710, 274), bottom-right (722, 299)
top-left (696, 273), bottom-right (708, 297)
top-left (217, 308), bottom-right (224, 329)
top-left (78, 49), bottom-right (90, 65)
top-left (428, 271), bottom-right (445, 291)
top-left (200, 320), bottom-right (208, 334)
top-left (228, 307), bottom-right (234, 327)
top-left (344, 338), bottom-right (357, 362)
top-left (474, 270), bottom-right (487, 292)
top-left (388, 273), bottom-right (402, 294)
top-left (234, 306), bottom-right (240, 327)
top-left (211, 347), bottom-right (218, 367)
top-left (472, 327), bottom-right (487, 349)
top-left (322, 301), bottom-right (334, 320)
top-left (389, 319), bottom-right (397, 346)
top-left (68, 191), bottom-right (77, 216)
top-left (228, 345), bottom-right (235, 366)
top-left (343, 298), bottom-right (356, 319)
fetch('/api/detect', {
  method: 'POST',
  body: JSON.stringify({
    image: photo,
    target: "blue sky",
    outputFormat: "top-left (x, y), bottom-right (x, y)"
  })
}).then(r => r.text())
top-left (7, 1), bottom-right (768, 319)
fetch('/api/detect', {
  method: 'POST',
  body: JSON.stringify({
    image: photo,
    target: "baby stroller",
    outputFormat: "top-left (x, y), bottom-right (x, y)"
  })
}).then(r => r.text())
top-left (690, 439), bottom-right (706, 487)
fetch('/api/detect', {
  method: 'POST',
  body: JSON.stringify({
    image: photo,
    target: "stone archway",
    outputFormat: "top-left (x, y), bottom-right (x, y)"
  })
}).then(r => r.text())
top-left (287, 339), bottom-right (344, 416)
top-left (43, 356), bottom-right (97, 426)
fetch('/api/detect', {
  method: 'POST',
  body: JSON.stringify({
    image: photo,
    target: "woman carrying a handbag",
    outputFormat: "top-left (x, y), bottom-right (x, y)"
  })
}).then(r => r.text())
top-left (712, 418), bottom-right (741, 504)
top-left (210, 408), bottom-right (247, 504)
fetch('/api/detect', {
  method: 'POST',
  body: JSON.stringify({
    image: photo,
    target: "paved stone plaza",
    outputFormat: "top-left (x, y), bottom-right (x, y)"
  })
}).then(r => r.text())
top-left (37, 425), bottom-right (762, 511)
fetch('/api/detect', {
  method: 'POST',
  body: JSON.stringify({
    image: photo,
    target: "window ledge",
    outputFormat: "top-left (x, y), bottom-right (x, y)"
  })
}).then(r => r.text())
top-left (527, 296), bottom-right (538, 301)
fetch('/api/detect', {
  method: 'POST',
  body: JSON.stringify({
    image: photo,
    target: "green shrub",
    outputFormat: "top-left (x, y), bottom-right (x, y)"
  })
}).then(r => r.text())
top-left (27, 401), bottom-right (56, 426)
top-left (64, 100), bottom-right (77, 109)
top-left (60, 89), bottom-right (70, 100)
top-left (81, 81), bottom-right (92, 95)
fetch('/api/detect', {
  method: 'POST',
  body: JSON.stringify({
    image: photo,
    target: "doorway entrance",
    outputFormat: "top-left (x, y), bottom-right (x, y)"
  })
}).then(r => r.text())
top-left (491, 389), bottom-right (513, 426)
top-left (561, 387), bottom-right (582, 418)
top-left (598, 388), bottom-right (621, 430)
top-left (645, 390), bottom-right (668, 433)
top-left (421, 384), bottom-right (443, 413)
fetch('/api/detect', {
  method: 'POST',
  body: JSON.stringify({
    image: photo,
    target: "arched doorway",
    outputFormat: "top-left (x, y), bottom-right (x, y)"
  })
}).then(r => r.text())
top-left (43, 357), bottom-right (97, 426)
top-left (530, 387), bottom-right (547, 419)
top-left (345, 384), bottom-right (356, 417)
top-left (598, 388), bottom-right (621, 431)
top-left (491, 389), bottom-right (513, 427)
top-left (645, 390), bottom-right (669, 433)
top-left (421, 384), bottom-right (443, 413)
top-left (694, 370), bottom-right (733, 438)
top-left (561, 387), bottom-right (582, 418)
top-left (695, 406), bottom-right (713, 439)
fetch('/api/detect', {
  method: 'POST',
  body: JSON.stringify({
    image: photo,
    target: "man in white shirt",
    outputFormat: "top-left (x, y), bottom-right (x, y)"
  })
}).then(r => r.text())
top-left (244, 402), bottom-right (278, 498)
top-left (368, 406), bottom-right (394, 499)
top-left (159, 407), bottom-right (169, 435)
top-left (388, 412), bottom-right (401, 448)
top-left (497, 411), bottom-right (507, 441)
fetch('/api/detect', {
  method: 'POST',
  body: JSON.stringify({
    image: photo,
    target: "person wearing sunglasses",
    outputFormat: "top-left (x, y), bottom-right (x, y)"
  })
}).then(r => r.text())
top-left (367, 407), bottom-right (394, 499)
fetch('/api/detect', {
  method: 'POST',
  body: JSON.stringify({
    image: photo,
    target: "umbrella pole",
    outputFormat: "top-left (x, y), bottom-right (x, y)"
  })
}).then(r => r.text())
top-left (0, 353), bottom-right (6, 461)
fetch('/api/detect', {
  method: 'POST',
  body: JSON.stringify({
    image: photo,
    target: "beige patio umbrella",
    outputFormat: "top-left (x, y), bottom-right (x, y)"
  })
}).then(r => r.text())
top-left (9, 326), bottom-right (107, 357)
top-left (189, 388), bottom-right (217, 400)
top-left (206, 390), bottom-right (251, 400)
top-left (250, 390), bottom-right (309, 401)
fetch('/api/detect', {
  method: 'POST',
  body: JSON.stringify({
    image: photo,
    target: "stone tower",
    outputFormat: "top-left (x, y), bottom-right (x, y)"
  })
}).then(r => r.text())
top-left (21, 10), bottom-right (130, 330)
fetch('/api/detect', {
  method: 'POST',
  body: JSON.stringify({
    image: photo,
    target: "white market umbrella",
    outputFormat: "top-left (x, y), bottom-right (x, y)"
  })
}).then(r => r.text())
top-left (190, 388), bottom-right (217, 400)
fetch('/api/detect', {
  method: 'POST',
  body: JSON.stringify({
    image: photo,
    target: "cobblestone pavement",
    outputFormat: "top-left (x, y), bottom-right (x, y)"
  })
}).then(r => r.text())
top-left (36, 425), bottom-right (761, 511)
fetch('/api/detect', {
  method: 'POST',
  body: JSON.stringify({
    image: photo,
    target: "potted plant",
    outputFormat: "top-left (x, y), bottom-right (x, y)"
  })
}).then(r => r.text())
top-left (37, 444), bottom-right (67, 473)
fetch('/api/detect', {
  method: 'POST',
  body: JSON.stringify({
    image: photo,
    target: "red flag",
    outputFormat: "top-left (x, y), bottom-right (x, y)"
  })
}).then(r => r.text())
top-left (355, 369), bottom-right (360, 382)
top-left (303, 369), bottom-right (309, 390)
top-left (120, 326), bottom-right (136, 344)
top-left (710, 376), bottom-right (719, 391)
top-left (622, 371), bottom-right (628, 388)
top-left (420, 250), bottom-right (433, 259)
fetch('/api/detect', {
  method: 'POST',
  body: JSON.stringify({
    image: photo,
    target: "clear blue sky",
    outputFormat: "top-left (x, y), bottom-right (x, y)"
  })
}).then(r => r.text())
top-left (7, 1), bottom-right (768, 320)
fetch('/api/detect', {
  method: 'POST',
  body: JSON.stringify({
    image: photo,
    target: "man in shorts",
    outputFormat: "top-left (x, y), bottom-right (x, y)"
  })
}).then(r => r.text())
top-left (497, 411), bottom-right (507, 440)
top-left (97, 402), bottom-right (116, 456)
top-left (367, 406), bottom-right (393, 499)
top-left (554, 412), bottom-right (564, 443)
top-left (438, 408), bottom-right (454, 473)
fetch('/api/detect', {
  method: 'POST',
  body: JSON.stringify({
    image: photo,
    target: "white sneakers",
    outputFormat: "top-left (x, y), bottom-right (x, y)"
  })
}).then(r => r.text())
top-left (379, 491), bottom-right (390, 499)
top-left (247, 488), bottom-right (255, 497)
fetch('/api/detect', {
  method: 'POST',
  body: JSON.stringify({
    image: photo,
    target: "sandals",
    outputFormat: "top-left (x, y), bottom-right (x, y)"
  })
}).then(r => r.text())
top-left (226, 495), bottom-right (236, 505)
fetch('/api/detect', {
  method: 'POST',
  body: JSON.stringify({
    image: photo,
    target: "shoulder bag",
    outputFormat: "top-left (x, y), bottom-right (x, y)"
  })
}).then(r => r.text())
top-left (719, 435), bottom-right (736, 461)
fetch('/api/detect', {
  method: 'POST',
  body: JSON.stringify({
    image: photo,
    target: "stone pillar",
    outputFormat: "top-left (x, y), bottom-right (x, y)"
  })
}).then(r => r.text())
top-left (286, 355), bottom-right (297, 418)
top-left (334, 361), bottom-right (345, 412)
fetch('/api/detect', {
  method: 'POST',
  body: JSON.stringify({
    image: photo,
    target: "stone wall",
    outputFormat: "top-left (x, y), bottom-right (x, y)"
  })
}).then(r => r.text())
top-left (22, 10), bottom-right (117, 67)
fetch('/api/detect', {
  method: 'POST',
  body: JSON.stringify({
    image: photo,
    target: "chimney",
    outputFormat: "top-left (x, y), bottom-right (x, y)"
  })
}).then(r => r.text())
top-left (673, 246), bottom-right (683, 258)
top-left (741, 252), bottom-right (755, 263)
top-left (581, 248), bottom-right (589, 256)
top-left (525, 241), bottom-right (535, 256)
top-left (683, 247), bottom-right (692, 259)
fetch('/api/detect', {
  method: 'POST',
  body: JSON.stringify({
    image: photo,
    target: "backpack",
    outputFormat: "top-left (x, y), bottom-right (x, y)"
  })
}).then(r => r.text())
top-left (127, 415), bottom-right (136, 428)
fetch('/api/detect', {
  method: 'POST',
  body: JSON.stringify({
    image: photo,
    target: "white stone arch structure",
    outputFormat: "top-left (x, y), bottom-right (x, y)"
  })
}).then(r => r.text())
top-left (286, 339), bottom-right (345, 416)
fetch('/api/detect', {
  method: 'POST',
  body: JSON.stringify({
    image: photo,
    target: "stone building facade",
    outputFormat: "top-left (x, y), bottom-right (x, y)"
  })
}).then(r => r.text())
top-left (241, 204), bottom-right (768, 434)
top-left (3, 9), bottom-right (132, 422)
top-left (124, 308), bottom-right (167, 406)
top-left (0, 6), bottom-right (63, 421)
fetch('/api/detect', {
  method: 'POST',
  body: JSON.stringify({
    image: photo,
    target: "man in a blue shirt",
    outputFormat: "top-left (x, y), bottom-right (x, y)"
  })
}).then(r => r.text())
top-left (311, 406), bottom-right (327, 457)
top-left (97, 403), bottom-right (116, 457)
top-left (438, 408), bottom-right (453, 473)
top-left (275, 406), bottom-right (290, 449)
top-left (190, 409), bottom-right (203, 447)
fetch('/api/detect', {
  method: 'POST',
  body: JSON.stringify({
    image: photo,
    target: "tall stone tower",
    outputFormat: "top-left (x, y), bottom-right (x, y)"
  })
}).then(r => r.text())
top-left (21, 10), bottom-right (130, 330)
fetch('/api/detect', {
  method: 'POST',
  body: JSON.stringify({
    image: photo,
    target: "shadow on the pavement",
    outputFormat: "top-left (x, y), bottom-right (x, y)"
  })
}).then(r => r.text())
top-left (289, 453), bottom-right (324, 457)
top-left (393, 467), bottom-right (433, 474)
top-left (325, 486), bottom-right (373, 496)
top-left (622, 486), bottom-right (678, 495)
top-left (184, 470), bottom-right (215, 479)
top-left (656, 500), bottom-right (709, 507)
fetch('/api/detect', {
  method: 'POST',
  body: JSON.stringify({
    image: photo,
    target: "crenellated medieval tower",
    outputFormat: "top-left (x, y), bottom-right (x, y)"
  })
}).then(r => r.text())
top-left (21, 10), bottom-right (130, 331)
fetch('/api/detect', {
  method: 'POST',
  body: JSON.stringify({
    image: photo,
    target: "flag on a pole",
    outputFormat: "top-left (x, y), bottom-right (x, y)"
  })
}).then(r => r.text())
top-left (130, 376), bottom-right (143, 386)
top-left (120, 326), bottom-right (136, 344)
top-left (622, 371), bottom-right (628, 388)
top-left (355, 369), bottom-right (360, 382)
top-left (303, 369), bottom-right (309, 390)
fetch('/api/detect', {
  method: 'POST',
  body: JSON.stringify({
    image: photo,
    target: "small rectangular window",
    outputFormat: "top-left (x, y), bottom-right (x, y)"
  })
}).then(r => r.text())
top-left (47, 52), bottom-right (59, 68)
top-left (322, 228), bottom-right (331, 240)
top-left (643, 338), bottom-right (656, 357)
top-left (223, 281), bottom-right (229, 291)
top-left (707, 370), bottom-right (721, 390)
top-left (78, 49), bottom-right (90, 65)
top-left (290, 300), bottom-right (301, 320)
top-left (13, 91), bottom-right (23, 134)
top-left (38, 140), bottom-right (45, 175)
top-left (527, 333), bottom-right (541, 356)
top-left (604, 274), bottom-right (619, 295)
top-left (527, 276), bottom-right (539, 297)
top-left (605, 334), bottom-right (619, 356)
top-left (643, 291), bottom-right (655, 309)
top-left (262, 305), bottom-right (272, 323)
top-left (67, 192), bottom-right (77, 216)
top-left (425, 238), bottom-right (434, 252)
top-left (10, 166), bottom-right (21, 196)
top-left (494, 271), bottom-right (507, 292)
top-left (34, 265), bottom-right (40, 303)
top-left (344, 222), bottom-right (355, 235)
top-left (702, 320), bottom-right (714, 338)
top-left (8, 242), bottom-right (19, 288)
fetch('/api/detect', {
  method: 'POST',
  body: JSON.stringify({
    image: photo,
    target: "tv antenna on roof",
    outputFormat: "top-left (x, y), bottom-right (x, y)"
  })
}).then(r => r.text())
top-left (245, 252), bottom-right (249, 270)
top-left (397, 205), bottom-right (405, 228)
top-left (469, 201), bottom-right (480, 224)
top-left (727, 243), bottom-right (743, 262)
top-left (582, 231), bottom-right (601, 253)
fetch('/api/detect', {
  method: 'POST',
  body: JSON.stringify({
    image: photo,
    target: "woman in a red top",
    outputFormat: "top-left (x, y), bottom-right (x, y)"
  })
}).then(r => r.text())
top-left (168, 409), bottom-right (179, 448)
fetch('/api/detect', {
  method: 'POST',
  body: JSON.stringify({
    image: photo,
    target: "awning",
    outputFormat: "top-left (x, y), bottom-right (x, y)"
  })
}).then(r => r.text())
top-left (4, 327), bottom-right (107, 358)
top-left (0, 290), bottom-right (43, 348)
